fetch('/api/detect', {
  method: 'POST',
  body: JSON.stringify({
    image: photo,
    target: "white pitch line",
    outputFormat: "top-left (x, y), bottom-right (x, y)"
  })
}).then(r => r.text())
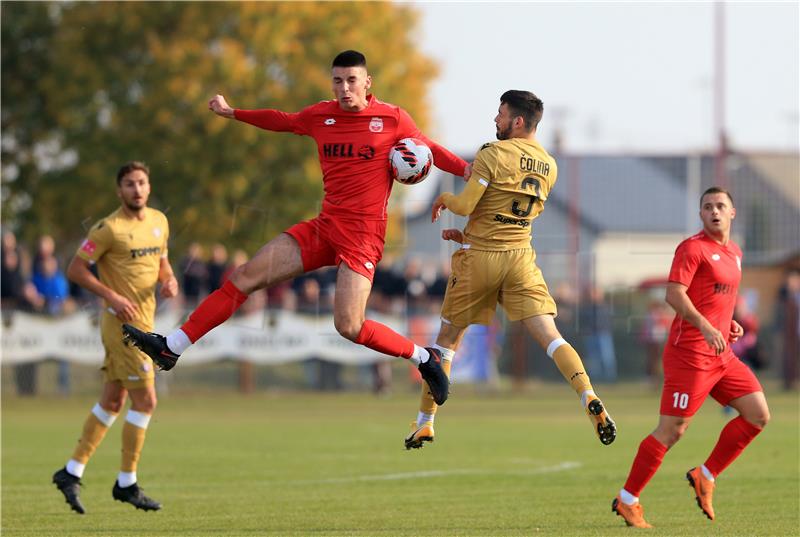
top-left (286, 461), bottom-right (582, 485)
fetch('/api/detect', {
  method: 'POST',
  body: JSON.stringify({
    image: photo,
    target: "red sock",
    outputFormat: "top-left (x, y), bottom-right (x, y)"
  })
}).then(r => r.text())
top-left (704, 416), bottom-right (762, 477)
top-left (355, 320), bottom-right (415, 358)
top-left (181, 280), bottom-right (249, 342)
top-left (623, 434), bottom-right (669, 497)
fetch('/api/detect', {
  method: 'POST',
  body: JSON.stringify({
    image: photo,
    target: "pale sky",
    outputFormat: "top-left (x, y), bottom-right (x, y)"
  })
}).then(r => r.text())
top-left (413, 2), bottom-right (799, 155)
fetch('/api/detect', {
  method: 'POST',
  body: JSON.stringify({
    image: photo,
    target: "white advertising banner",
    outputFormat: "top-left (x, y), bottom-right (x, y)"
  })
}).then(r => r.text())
top-left (1, 311), bottom-right (410, 366)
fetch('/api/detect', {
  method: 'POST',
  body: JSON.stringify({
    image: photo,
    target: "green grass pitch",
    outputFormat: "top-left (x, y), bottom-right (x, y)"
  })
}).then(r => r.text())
top-left (3, 382), bottom-right (798, 536)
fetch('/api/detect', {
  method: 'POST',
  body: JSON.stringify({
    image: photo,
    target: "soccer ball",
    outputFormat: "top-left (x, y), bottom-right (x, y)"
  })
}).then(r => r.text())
top-left (389, 138), bottom-right (433, 185)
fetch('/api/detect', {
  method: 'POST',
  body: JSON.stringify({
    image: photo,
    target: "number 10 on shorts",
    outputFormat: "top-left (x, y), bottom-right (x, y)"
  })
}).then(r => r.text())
top-left (672, 392), bottom-right (689, 409)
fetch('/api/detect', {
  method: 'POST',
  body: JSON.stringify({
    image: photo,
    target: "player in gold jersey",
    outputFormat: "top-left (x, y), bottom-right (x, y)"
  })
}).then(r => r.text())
top-left (404, 91), bottom-right (616, 449)
top-left (52, 161), bottom-right (178, 513)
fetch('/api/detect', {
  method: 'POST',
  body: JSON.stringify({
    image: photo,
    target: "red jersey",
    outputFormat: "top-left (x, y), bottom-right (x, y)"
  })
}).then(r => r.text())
top-left (665, 231), bottom-right (743, 368)
top-left (234, 95), bottom-right (467, 221)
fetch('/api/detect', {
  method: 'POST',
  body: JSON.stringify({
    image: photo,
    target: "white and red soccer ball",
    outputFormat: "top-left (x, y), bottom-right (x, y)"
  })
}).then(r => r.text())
top-left (389, 138), bottom-right (433, 185)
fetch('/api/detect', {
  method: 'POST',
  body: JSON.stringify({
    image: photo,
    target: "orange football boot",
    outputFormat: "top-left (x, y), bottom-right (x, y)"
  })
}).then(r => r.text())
top-left (686, 467), bottom-right (715, 520)
top-left (612, 496), bottom-right (653, 528)
top-left (404, 421), bottom-right (434, 450)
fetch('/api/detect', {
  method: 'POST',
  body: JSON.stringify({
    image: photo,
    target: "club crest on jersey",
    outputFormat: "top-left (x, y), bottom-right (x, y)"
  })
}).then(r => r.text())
top-left (711, 254), bottom-right (721, 261)
top-left (369, 117), bottom-right (383, 133)
top-left (152, 228), bottom-right (161, 238)
top-left (324, 118), bottom-right (336, 125)
top-left (80, 239), bottom-right (96, 255)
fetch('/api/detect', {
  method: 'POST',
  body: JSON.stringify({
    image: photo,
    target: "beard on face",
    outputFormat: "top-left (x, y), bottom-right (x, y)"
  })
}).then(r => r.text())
top-left (122, 194), bottom-right (146, 211)
top-left (496, 122), bottom-right (512, 140)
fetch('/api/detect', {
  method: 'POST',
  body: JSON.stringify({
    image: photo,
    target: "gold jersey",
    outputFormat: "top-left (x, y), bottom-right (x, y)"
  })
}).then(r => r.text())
top-left (76, 207), bottom-right (169, 330)
top-left (463, 138), bottom-right (558, 251)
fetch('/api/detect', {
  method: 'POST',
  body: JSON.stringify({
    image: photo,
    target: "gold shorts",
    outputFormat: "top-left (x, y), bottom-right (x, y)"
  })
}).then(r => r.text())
top-left (440, 247), bottom-right (557, 327)
top-left (100, 314), bottom-right (155, 389)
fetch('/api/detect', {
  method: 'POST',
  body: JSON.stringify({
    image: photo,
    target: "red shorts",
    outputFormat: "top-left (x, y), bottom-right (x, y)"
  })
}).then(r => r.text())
top-left (285, 213), bottom-right (386, 282)
top-left (660, 347), bottom-right (763, 417)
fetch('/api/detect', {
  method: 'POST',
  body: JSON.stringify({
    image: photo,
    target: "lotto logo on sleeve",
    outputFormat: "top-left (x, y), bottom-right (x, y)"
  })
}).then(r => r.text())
top-left (80, 239), bottom-right (97, 255)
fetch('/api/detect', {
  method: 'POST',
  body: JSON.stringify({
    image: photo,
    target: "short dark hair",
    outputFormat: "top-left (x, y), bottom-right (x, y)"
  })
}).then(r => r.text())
top-left (332, 50), bottom-right (367, 69)
top-left (500, 90), bottom-right (544, 131)
top-left (116, 161), bottom-right (149, 185)
top-left (700, 186), bottom-right (734, 207)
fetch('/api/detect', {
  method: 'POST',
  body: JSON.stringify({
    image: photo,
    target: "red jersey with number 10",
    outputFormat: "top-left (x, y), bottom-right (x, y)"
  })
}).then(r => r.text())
top-left (666, 231), bottom-right (743, 368)
top-left (234, 95), bottom-right (467, 221)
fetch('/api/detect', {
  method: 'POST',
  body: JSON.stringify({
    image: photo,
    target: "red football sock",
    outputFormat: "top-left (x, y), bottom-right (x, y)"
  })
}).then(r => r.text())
top-left (623, 434), bottom-right (669, 497)
top-left (704, 416), bottom-right (762, 477)
top-left (181, 280), bottom-right (249, 342)
top-left (355, 319), bottom-right (415, 358)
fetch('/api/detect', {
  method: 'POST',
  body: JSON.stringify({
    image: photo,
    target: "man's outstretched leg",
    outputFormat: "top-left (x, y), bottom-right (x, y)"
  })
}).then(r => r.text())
top-left (53, 402), bottom-right (118, 514)
top-left (123, 278), bottom-right (248, 370)
top-left (550, 338), bottom-right (616, 445)
top-left (53, 382), bottom-right (124, 514)
top-left (612, 433), bottom-right (668, 528)
top-left (335, 264), bottom-right (450, 405)
top-left (112, 387), bottom-right (161, 511)
top-left (405, 347), bottom-right (454, 449)
top-left (688, 390), bottom-right (768, 521)
top-left (612, 414), bottom-right (690, 528)
top-left (405, 322), bottom-right (464, 450)
top-left (522, 314), bottom-right (616, 445)
top-left (124, 234), bottom-right (304, 370)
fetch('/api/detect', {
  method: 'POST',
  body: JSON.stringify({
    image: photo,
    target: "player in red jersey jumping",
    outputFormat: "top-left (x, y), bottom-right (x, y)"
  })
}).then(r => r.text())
top-left (612, 187), bottom-right (770, 528)
top-left (123, 50), bottom-right (468, 405)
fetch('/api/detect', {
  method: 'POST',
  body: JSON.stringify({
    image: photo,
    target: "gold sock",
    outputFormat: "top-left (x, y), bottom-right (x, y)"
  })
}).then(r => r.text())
top-left (552, 343), bottom-right (594, 396)
top-left (121, 420), bottom-right (148, 473)
top-left (71, 412), bottom-right (114, 464)
top-left (419, 359), bottom-right (453, 417)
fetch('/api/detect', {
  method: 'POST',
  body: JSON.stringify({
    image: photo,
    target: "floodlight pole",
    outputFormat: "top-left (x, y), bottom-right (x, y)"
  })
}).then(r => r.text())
top-left (569, 154), bottom-right (580, 286)
top-left (713, 1), bottom-right (729, 189)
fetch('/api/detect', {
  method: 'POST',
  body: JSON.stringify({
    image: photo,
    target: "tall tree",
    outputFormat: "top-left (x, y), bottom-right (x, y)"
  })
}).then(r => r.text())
top-left (1, 2), bottom-right (438, 255)
top-left (1, 2), bottom-right (61, 240)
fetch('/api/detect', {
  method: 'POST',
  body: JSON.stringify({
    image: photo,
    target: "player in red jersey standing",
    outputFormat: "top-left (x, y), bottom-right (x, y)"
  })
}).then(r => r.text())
top-left (123, 50), bottom-right (468, 405)
top-left (612, 187), bottom-right (770, 528)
